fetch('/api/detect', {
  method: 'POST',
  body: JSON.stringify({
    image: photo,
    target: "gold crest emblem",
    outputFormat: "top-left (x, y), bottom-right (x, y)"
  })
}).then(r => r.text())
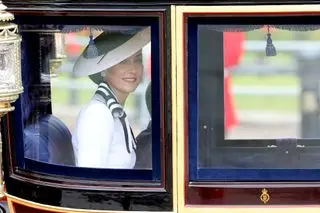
top-left (260, 188), bottom-right (270, 204)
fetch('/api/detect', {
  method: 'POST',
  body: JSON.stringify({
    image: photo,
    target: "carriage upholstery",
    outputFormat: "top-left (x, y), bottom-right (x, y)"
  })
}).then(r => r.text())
top-left (24, 114), bottom-right (76, 166)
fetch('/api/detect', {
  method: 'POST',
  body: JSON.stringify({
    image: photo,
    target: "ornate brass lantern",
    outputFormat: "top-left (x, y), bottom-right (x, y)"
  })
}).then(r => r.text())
top-left (0, 1), bottom-right (22, 198)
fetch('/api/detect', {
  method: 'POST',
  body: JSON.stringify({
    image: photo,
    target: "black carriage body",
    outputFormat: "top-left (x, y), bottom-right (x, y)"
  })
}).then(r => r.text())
top-left (4, 0), bottom-right (320, 213)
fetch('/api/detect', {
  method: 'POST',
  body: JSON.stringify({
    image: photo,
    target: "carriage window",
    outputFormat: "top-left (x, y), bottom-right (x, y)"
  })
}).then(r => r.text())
top-left (17, 23), bottom-right (161, 180)
top-left (189, 24), bottom-right (320, 181)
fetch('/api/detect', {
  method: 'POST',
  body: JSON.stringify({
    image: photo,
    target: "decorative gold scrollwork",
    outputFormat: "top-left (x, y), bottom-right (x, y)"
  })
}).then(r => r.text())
top-left (260, 188), bottom-right (270, 204)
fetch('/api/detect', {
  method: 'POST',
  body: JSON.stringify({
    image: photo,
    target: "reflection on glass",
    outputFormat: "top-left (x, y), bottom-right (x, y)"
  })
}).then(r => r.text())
top-left (0, 43), bottom-right (14, 89)
top-left (22, 25), bottom-right (152, 170)
top-left (197, 25), bottom-right (320, 169)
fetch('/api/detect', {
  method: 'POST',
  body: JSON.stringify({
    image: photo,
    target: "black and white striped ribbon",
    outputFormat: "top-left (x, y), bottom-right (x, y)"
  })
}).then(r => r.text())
top-left (96, 83), bottom-right (124, 118)
top-left (95, 82), bottom-right (137, 154)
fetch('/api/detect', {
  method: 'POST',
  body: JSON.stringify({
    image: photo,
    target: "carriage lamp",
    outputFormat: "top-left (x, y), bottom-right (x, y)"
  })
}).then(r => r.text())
top-left (0, 1), bottom-right (22, 198)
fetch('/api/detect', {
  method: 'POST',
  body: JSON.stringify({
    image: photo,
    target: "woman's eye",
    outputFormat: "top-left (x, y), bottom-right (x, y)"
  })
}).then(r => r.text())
top-left (119, 54), bottom-right (142, 65)
top-left (120, 60), bottom-right (129, 64)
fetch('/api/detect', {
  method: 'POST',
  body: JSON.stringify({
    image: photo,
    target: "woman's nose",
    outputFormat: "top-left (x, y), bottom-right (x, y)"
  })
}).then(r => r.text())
top-left (124, 58), bottom-right (137, 66)
top-left (129, 65), bottom-right (142, 75)
top-left (128, 60), bottom-right (142, 70)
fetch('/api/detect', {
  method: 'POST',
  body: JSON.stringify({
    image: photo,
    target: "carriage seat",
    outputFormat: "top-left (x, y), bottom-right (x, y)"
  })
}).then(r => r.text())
top-left (24, 114), bottom-right (75, 166)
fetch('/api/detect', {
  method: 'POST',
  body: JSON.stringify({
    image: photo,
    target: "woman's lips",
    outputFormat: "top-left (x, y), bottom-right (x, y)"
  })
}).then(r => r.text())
top-left (122, 77), bottom-right (137, 83)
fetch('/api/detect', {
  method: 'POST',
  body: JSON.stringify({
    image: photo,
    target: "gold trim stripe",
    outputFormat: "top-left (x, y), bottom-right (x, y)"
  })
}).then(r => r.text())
top-left (171, 5), bottom-right (178, 213)
top-left (175, 4), bottom-right (185, 211)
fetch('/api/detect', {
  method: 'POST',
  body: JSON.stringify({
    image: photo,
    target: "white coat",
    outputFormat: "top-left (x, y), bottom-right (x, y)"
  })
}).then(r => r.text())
top-left (72, 84), bottom-right (136, 169)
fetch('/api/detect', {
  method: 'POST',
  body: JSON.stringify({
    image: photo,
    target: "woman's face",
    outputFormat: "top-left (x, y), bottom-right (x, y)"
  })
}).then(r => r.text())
top-left (104, 51), bottom-right (143, 95)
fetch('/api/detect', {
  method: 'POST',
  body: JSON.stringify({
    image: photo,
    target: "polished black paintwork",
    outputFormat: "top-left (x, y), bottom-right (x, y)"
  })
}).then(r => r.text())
top-left (3, 0), bottom-right (320, 7)
top-left (3, 0), bottom-right (320, 16)
top-left (4, 175), bottom-right (172, 210)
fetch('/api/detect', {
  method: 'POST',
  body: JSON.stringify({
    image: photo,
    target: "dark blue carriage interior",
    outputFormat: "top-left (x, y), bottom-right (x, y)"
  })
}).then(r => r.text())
top-left (188, 17), bottom-right (320, 182)
top-left (11, 15), bottom-right (162, 181)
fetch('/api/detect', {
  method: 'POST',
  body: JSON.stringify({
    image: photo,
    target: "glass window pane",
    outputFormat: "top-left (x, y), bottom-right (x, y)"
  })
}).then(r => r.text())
top-left (21, 25), bottom-right (153, 170)
top-left (191, 24), bottom-right (320, 180)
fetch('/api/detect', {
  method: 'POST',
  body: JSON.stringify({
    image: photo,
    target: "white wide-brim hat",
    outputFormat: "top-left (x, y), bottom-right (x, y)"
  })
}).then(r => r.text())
top-left (72, 26), bottom-right (151, 79)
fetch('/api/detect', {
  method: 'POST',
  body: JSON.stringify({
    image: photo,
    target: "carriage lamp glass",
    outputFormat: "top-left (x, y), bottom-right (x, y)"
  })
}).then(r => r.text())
top-left (0, 0), bottom-right (22, 198)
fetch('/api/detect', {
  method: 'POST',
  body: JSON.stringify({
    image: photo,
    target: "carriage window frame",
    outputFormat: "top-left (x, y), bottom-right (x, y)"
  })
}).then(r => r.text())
top-left (175, 6), bottom-right (320, 207)
top-left (170, 5), bottom-right (320, 186)
top-left (4, 11), bottom-right (169, 190)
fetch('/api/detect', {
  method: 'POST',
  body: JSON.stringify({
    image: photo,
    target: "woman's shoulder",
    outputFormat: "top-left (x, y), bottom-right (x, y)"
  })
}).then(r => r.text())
top-left (77, 98), bottom-right (113, 123)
